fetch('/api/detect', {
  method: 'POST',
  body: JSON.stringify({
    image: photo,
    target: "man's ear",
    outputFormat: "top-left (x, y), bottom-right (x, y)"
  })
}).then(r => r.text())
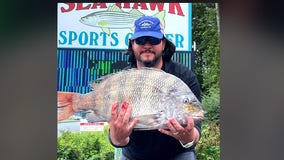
top-left (162, 39), bottom-right (166, 50)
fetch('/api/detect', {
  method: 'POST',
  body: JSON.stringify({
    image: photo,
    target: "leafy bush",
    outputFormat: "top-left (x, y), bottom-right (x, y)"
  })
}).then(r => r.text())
top-left (57, 126), bottom-right (115, 160)
top-left (195, 87), bottom-right (220, 159)
top-left (202, 87), bottom-right (220, 124)
top-left (196, 122), bottom-right (220, 160)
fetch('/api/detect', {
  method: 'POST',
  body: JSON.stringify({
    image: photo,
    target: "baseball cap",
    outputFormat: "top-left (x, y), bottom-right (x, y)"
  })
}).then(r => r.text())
top-left (130, 16), bottom-right (164, 40)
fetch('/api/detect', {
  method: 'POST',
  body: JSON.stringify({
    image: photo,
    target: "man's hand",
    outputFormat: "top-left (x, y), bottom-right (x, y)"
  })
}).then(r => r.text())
top-left (108, 101), bottom-right (138, 146)
top-left (158, 117), bottom-right (199, 145)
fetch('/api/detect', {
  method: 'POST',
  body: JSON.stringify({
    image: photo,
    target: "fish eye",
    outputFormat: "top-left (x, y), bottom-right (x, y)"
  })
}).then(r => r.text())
top-left (183, 98), bottom-right (190, 103)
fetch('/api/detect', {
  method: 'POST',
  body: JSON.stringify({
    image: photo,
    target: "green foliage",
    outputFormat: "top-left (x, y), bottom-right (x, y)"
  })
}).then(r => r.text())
top-left (192, 4), bottom-right (221, 157)
top-left (195, 87), bottom-right (220, 159)
top-left (202, 87), bottom-right (220, 124)
top-left (193, 3), bottom-right (220, 94)
top-left (196, 122), bottom-right (220, 160)
top-left (57, 126), bottom-right (115, 160)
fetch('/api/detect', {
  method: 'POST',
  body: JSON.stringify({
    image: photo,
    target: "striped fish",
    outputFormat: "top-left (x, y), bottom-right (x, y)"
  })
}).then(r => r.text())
top-left (79, 5), bottom-right (165, 34)
top-left (57, 67), bottom-right (204, 130)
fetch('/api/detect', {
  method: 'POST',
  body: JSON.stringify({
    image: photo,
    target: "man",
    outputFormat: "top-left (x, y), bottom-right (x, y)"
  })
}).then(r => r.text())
top-left (108, 16), bottom-right (202, 160)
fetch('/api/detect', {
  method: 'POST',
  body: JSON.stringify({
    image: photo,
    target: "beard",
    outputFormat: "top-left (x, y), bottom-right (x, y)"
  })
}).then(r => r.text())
top-left (135, 50), bottom-right (162, 67)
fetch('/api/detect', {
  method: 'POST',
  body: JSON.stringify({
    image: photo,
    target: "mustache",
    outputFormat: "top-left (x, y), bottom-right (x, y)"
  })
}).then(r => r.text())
top-left (140, 49), bottom-right (155, 54)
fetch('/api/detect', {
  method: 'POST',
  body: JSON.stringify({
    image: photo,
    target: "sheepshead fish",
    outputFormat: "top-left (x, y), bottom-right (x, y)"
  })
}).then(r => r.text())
top-left (57, 67), bottom-right (204, 130)
top-left (79, 5), bottom-right (165, 34)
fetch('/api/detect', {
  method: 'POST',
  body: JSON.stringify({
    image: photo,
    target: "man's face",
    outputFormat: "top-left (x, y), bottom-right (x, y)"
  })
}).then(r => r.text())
top-left (131, 36), bottom-right (166, 67)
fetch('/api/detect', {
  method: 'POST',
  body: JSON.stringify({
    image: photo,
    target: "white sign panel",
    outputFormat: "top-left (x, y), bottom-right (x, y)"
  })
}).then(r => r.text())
top-left (58, 3), bottom-right (192, 51)
top-left (80, 121), bottom-right (105, 132)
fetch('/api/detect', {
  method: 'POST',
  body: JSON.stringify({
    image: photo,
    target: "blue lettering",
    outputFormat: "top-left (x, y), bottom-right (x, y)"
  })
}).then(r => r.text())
top-left (100, 32), bottom-right (107, 46)
top-left (164, 34), bottom-right (184, 48)
top-left (68, 31), bottom-right (77, 45)
top-left (110, 32), bottom-right (118, 46)
top-left (58, 30), bottom-right (132, 48)
top-left (90, 32), bottom-right (98, 45)
top-left (58, 31), bottom-right (67, 44)
top-left (164, 34), bottom-right (174, 43)
top-left (79, 32), bottom-right (88, 45)
top-left (125, 33), bottom-right (133, 46)
top-left (175, 34), bottom-right (184, 48)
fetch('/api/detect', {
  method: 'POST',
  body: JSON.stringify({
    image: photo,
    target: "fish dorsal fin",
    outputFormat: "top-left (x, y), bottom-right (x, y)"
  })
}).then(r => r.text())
top-left (107, 5), bottom-right (124, 12)
top-left (101, 27), bottom-right (110, 35)
top-left (89, 71), bottom-right (119, 90)
top-left (89, 78), bottom-right (104, 90)
top-left (129, 9), bottom-right (144, 16)
top-left (153, 10), bottom-right (166, 29)
top-left (90, 74), bottom-right (110, 87)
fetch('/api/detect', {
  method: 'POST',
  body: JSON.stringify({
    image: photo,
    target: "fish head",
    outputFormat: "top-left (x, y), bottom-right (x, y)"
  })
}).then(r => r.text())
top-left (163, 91), bottom-right (204, 125)
top-left (79, 13), bottom-right (98, 26)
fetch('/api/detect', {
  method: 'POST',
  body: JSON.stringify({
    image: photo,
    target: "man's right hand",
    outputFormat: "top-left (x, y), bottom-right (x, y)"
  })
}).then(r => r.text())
top-left (108, 101), bottom-right (138, 146)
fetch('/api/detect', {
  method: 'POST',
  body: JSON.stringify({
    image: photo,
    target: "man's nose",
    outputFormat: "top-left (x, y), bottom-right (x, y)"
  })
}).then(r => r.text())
top-left (143, 41), bottom-right (152, 47)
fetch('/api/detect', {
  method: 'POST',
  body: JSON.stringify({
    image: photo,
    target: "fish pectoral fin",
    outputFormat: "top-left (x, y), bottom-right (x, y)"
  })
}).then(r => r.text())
top-left (134, 112), bottom-right (166, 129)
top-left (129, 9), bottom-right (144, 16)
top-left (101, 27), bottom-right (110, 35)
top-left (98, 20), bottom-right (109, 26)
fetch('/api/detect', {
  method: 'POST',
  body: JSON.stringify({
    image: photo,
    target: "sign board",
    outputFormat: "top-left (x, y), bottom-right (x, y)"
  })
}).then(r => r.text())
top-left (57, 3), bottom-right (192, 51)
top-left (80, 119), bottom-right (106, 132)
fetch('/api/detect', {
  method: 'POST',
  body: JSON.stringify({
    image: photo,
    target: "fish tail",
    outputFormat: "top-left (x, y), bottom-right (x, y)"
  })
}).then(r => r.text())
top-left (57, 91), bottom-right (76, 121)
top-left (153, 10), bottom-right (166, 30)
top-left (57, 91), bottom-right (97, 121)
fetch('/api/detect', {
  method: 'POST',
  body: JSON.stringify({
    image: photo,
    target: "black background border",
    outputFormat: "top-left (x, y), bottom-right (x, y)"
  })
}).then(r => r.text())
top-left (0, 1), bottom-right (283, 159)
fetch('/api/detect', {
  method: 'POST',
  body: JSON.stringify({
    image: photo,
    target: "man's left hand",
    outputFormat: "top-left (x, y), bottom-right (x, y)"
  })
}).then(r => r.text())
top-left (158, 117), bottom-right (197, 144)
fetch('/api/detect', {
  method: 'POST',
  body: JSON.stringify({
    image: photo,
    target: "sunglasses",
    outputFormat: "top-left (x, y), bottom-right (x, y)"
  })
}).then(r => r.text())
top-left (134, 36), bottom-right (162, 45)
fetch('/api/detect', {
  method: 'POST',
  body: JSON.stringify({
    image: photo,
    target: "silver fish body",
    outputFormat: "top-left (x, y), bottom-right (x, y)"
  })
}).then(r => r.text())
top-left (80, 11), bottom-right (141, 28)
top-left (72, 67), bottom-right (203, 130)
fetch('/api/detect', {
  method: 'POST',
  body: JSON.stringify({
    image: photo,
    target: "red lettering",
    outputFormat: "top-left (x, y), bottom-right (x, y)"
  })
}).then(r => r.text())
top-left (169, 3), bottom-right (184, 16)
top-left (60, 3), bottom-right (185, 17)
top-left (90, 3), bottom-right (107, 9)
top-left (115, 3), bottom-right (131, 8)
top-left (60, 3), bottom-right (107, 12)
top-left (149, 3), bottom-right (165, 11)
top-left (76, 3), bottom-right (92, 10)
top-left (132, 3), bottom-right (148, 10)
top-left (60, 3), bottom-right (75, 13)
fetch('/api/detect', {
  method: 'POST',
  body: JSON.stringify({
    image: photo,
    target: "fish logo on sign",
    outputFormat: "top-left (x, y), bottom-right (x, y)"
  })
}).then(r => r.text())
top-left (79, 4), bottom-right (165, 35)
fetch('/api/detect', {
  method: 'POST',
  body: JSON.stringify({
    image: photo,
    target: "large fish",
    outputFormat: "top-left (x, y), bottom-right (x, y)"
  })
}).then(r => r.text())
top-left (57, 67), bottom-right (204, 130)
top-left (79, 5), bottom-right (165, 35)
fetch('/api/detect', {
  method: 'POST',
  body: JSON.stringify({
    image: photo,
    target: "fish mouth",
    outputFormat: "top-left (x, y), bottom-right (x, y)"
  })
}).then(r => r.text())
top-left (191, 112), bottom-right (204, 120)
top-left (192, 115), bottom-right (204, 120)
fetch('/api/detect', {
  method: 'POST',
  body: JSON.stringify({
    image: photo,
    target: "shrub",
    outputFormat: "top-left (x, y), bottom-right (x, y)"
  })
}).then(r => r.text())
top-left (195, 122), bottom-right (220, 160)
top-left (57, 126), bottom-right (115, 160)
top-left (195, 87), bottom-right (220, 159)
top-left (202, 87), bottom-right (220, 124)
